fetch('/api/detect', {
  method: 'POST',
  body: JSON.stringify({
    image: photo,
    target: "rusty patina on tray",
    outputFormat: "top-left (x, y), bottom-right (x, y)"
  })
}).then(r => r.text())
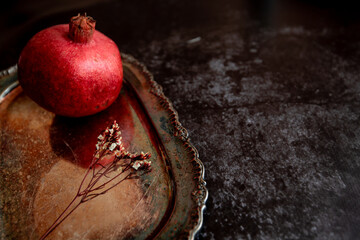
top-left (0, 54), bottom-right (207, 240)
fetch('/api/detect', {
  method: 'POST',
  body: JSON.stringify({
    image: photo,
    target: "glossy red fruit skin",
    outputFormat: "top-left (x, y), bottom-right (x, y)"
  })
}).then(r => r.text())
top-left (18, 24), bottom-right (123, 117)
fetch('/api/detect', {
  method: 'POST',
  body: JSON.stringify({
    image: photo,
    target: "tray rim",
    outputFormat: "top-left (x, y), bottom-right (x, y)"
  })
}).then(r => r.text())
top-left (0, 54), bottom-right (208, 239)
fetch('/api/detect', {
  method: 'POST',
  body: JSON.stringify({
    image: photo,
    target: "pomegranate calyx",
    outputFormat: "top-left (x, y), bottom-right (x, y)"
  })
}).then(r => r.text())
top-left (69, 13), bottom-right (96, 43)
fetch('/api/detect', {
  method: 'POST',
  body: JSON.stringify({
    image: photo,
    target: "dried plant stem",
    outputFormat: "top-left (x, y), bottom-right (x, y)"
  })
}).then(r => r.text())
top-left (39, 121), bottom-right (151, 240)
top-left (39, 160), bottom-right (143, 240)
top-left (39, 196), bottom-right (80, 240)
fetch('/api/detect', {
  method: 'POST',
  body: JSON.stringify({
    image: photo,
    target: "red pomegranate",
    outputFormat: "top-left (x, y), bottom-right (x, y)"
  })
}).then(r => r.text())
top-left (18, 14), bottom-right (123, 117)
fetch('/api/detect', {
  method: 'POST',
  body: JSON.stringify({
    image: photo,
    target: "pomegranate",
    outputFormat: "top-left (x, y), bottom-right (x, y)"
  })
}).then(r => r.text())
top-left (18, 14), bottom-right (123, 117)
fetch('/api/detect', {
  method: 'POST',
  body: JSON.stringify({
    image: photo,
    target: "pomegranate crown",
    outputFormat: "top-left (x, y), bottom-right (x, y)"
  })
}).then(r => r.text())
top-left (69, 13), bottom-right (96, 43)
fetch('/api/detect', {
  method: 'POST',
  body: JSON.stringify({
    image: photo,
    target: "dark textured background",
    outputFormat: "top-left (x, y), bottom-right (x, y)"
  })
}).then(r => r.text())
top-left (1, 0), bottom-right (360, 239)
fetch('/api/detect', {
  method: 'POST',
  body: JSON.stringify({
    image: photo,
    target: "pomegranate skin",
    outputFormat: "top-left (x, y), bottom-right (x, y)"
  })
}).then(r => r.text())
top-left (18, 24), bottom-right (123, 117)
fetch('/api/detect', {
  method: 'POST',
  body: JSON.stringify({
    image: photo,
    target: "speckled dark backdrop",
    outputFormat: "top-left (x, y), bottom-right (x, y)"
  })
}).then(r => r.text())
top-left (1, 0), bottom-right (360, 239)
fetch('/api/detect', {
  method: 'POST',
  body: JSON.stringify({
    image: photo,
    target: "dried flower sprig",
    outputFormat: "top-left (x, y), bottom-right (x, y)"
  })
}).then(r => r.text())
top-left (40, 121), bottom-right (152, 240)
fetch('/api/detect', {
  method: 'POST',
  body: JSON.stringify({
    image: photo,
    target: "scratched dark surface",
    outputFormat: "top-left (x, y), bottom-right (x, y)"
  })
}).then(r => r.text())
top-left (1, 0), bottom-right (360, 239)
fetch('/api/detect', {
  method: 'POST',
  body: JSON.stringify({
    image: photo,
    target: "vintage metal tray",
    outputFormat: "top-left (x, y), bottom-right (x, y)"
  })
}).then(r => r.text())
top-left (0, 54), bottom-right (207, 239)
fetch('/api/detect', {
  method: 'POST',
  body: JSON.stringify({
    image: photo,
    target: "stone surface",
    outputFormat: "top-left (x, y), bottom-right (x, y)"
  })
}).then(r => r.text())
top-left (1, 0), bottom-right (360, 239)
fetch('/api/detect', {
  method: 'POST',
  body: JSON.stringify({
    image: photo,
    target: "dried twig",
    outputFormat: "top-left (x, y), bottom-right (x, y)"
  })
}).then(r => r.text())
top-left (39, 121), bottom-right (152, 240)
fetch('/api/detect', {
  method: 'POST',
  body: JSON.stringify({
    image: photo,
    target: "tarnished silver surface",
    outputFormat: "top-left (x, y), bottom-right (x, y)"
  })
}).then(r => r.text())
top-left (0, 54), bottom-right (207, 239)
